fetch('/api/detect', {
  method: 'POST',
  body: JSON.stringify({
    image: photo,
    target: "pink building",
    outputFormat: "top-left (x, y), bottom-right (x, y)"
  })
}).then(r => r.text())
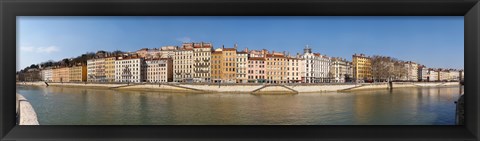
top-left (247, 57), bottom-right (266, 83)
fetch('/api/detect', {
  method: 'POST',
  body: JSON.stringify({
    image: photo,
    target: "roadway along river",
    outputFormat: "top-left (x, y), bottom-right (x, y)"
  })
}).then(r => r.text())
top-left (16, 85), bottom-right (463, 125)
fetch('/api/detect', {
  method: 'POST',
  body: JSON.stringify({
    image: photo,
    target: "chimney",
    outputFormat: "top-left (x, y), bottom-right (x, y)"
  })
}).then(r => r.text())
top-left (244, 48), bottom-right (248, 52)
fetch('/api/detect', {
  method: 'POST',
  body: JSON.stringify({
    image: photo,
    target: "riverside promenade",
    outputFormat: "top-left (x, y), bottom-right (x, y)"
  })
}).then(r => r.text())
top-left (17, 81), bottom-right (460, 94)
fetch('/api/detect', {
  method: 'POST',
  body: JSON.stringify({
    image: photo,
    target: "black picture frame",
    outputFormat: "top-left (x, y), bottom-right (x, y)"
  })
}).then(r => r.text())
top-left (1, 0), bottom-right (479, 140)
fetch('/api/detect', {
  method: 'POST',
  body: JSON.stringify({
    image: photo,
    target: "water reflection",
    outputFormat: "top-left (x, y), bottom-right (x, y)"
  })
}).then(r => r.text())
top-left (16, 86), bottom-right (461, 125)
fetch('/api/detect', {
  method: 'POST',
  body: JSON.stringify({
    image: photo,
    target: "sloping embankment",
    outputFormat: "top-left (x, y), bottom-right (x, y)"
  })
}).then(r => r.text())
top-left (17, 81), bottom-right (460, 94)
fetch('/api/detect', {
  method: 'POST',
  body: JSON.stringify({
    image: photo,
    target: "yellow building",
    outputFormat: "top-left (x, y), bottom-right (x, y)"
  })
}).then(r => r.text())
top-left (266, 52), bottom-right (287, 83)
top-left (52, 67), bottom-right (70, 82)
top-left (222, 47), bottom-right (237, 83)
top-left (211, 50), bottom-right (223, 83)
top-left (211, 46), bottom-right (237, 83)
top-left (69, 64), bottom-right (87, 82)
top-left (352, 53), bottom-right (372, 81)
top-left (105, 57), bottom-right (117, 82)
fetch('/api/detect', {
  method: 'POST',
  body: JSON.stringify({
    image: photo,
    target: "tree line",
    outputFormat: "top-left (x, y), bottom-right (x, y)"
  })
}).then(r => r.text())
top-left (18, 50), bottom-right (126, 73)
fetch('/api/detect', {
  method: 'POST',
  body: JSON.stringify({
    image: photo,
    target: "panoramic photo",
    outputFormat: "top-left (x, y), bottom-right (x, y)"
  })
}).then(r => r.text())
top-left (16, 16), bottom-right (464, 125)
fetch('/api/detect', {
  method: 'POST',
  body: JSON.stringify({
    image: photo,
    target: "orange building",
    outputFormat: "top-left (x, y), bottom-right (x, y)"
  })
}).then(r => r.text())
top-left (52, 67), bottom-right (70, 82)
top-left (211, 50), bottom-right (223, 83)
top-left (222, 47), bottom-right (237, 83)
top-left (211, 46), bottom-right (237, 83)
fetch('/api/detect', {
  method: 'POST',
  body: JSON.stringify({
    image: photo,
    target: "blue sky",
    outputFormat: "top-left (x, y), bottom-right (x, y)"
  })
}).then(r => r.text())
top-left (17, 16), bottom-right (464, 71)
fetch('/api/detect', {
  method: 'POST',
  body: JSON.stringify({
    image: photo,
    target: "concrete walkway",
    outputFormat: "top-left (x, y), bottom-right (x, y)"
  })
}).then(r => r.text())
top-left (17, 94), bottom-right (39, 125)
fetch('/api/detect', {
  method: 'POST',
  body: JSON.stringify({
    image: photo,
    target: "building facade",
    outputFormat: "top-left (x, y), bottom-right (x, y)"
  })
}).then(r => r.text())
top-left (221, 47), bottom-right (237, 83)
top-left (418, 65), bottom-right (429, 81)
top-left (404, 61), bottom-right (418, 81)
top-left (41, 68), bottom-right (53, 82)
top-left (439, 70), bottom-right (449, 81)
top-left (287, 56), bottom-right (305, 83)
top-left (105, 57), bottom-right (117, 82)
top-left (144, 58), bottom-right (173, 83)
top-left (302, 46), bottom-right (331, 83)
top-left (115, 56), bottom-right (143, 83)
top-left (87, 58), bottom-right (108, 82)
top-left (211, 49), bottom-right (223, 83)
top-left (52, 67), bottom-right (70, 82)
top-left (448, 69), bottom-right (460, 81)
top-left (247, 57), bottom-right (266, 83)
top-left (330, 57), bottom-right (351, 83)
top-left (266, 52), bottom-right (287, 83)
top-left (189, 42), bottom-right (212, 83)
top-left (352, 53), bottom-right (372, 82)
top-left (173, 46), bottom-right (194, 82)
top-left (236, 51), bottom-right (248, 83)
top-left (69, 64), bottom-right (87, 82)
top-left (428, 69), bottom-right (439, 81)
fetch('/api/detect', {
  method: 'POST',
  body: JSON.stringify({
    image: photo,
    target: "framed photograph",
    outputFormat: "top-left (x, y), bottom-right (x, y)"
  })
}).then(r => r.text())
top-left (2, 0), bottom-right (479, 140)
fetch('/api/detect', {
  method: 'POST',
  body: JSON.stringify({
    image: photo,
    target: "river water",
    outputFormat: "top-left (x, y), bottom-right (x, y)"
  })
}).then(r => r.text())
top-left (16, 85), bottom-right (463, 125)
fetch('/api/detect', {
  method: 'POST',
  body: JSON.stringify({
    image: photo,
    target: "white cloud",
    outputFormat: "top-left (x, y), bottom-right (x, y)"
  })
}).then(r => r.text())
top-left (20, 46), bottom-right (35, 52)
top-left (20, 46), bottom-right (59, 53)
top-left (176, 37), bottom-right (192, 43)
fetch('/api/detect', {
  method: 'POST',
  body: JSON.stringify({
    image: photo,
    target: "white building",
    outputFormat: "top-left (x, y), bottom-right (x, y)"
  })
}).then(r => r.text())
top-left (115, 56), bottom-right (144, 83)
top-left (41, 68), bottom-right (53, 82)
top-left (428, 69), bottom-right (439, 81)
top-left (87, 58), bottom-right (107, 82)
top-left (87, 59), bottom-right (96, 82)
top-left (287, 56), bottom-right (305, 83)
top-left (404, 61), bottom-right (418, 81)
top-left (302, 45), bottom-right (331, 83)
top-left (188, 42), bottom-right (212, 83)
top-left (448, 69), bottom-right (460, 81)
top-left (144, 58), bottom-right (173, 83)
top-left (417, 65), bottom-right (429, 81)
top-left (173, 45), bottom-right (194, 82)
top-left (330, 57), bottom-right (351, 83)
top-left (236, 51), bottom-right (249, 83)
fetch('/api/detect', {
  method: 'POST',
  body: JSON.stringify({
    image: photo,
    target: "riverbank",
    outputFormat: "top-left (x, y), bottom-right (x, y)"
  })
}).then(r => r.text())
top-left (17, 81), bottom-right (460, 94)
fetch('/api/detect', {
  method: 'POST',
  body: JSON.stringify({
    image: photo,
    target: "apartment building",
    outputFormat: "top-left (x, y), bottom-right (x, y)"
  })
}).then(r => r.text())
top-left (236, 51), bottom-right (248, 83)
top-left (211, 49), bottom-right (223, 83)
top-left (173, 45), bottom-right (194, 82)
top-left (404, 61), bottom-right (418, 81)
top-left (418, 65), bottom-right (429, 81)
top-left (104, 57), bottom-right (117, 82)
top-left (330, 57), bottom-right (351, 83)
top-left (352, 53), bottom-right (372, 82)
top-left (69, 64), bottom-right (87, 82)
top-left (287, 56), bottom-right (305, 83)
top-left (266, 52), bottom-right (287, 84)
top-left (41, 68), bottom-right (53, 82)
top-left (52, 67), bottom-right (70, 82)
top-left (188, 42), bottom-right (212, 83)
top-left (247, 57), bottom-right (266, 83)
top-left (144, 58), bottom-right (173, 83)
top-left (222, 47), bottom-right (237, 83)
top-left (428, 69), bottom-right (439, 81)
top-left (115, 56), bottom-right (144, 83)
